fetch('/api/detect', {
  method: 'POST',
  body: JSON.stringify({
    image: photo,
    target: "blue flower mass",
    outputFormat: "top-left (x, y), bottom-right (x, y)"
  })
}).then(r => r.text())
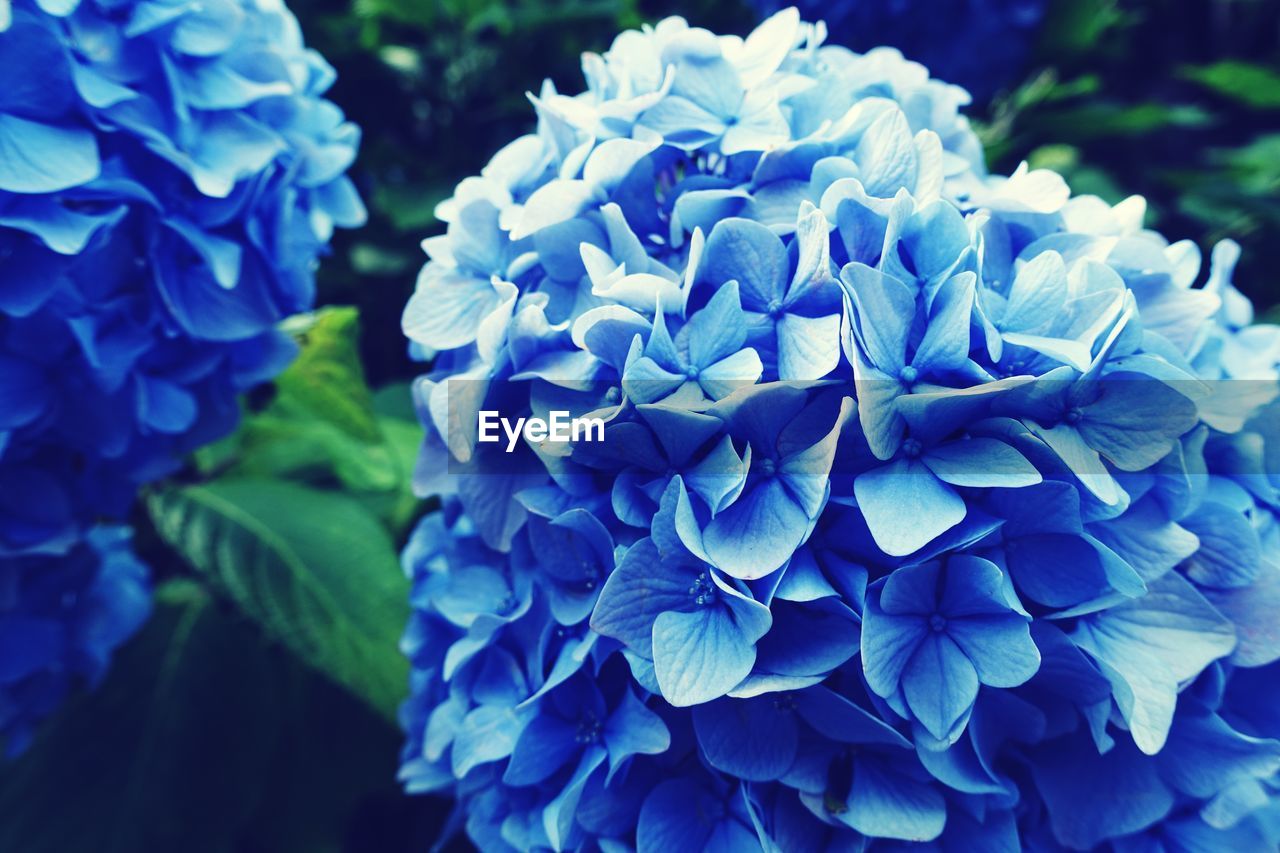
top-left (0, 0), bottom-right (363, 750)
top-left (397, 10), bottom-right (1280, 850)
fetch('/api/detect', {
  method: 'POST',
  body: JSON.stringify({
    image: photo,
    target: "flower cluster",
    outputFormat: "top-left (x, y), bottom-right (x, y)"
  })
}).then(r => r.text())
top-left (399, 10), bottom-right (1280, 850)
top-left (0, 0), bottom-right (363, 749)
top-left (0, 527), bottom-right (150, 756)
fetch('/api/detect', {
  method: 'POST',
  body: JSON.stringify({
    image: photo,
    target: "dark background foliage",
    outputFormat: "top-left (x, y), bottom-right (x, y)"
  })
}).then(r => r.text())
top-left (3, 1), bottom-right (1277, 850)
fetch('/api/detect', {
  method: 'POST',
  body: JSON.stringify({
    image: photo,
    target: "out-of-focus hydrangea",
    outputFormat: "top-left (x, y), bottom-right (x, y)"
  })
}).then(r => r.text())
top-left (399, 9), bottom-right (1280, 850)
top-left (753, 0), bottom-right (1047, 103)
top-left (0, 0), bottom-right (363, 750)
top-left (0, 526), bottom-right (150, 757)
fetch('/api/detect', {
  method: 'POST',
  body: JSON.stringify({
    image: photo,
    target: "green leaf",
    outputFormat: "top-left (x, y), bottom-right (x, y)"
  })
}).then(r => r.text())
top-left (1036, 0), bottom-right (1126, 59)
top-left (1181, 61), bottom-right (1280, 110)
top-left (350, 240), bottom-right (416, 276)
top-left (146, 479), bottom-right (410, 720)
top-left (0, 580), bottom-right (412, 853)
top-left (199, 310), bottom-right (424, 535)
top-left (1026, 102), bottom-right (1212, 140)
top-left (220, 412), bottom-right (403, 492)
top-left (277, 306), bottom-right (380, 442)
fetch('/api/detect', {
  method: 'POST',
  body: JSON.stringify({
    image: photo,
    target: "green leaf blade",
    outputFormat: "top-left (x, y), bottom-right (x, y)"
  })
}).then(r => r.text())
top-left (146, 479), bottom-right (410, 720)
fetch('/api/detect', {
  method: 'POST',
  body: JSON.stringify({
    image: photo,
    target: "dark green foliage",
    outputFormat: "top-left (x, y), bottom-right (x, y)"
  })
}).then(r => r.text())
top-left (0, 581), bottom-right (444, 853)
top-left (982, 0), bottom-right (1280, 317)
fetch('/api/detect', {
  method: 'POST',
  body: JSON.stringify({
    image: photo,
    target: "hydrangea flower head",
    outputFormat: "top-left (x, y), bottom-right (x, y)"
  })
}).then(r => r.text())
top-left (400, 10), bottom-right (1280, 849)
top-left (0, 0), bottom-right (363, 749)
top-left (0, 526), bottom-right (149, 757)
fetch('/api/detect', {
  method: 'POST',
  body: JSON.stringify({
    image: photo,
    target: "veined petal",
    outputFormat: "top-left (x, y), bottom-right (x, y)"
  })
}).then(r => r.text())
top-left (854, 458), bottom-right (965, 557)
top-left (652, 606), bottom-right (757, 706)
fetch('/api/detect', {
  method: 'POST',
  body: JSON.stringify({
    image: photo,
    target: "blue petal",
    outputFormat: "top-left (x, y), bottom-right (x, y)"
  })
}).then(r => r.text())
top-left (752, 598), bottom-right (860, 677)
top-left (637, 95), bottom-right (724, 150)
top-left (503, 714), bottom-right (579, 786)
top-left (450, 705), bottom-right (530, 777)
top-left (0, 196), bottom-right (125, 255)
top-left (0, 114), bottom-right (99, 193)
top-left (843, 757), bottom-right (946, 841)
top-left (792, 685), bottom-right (911, 748)
top-left (685, 434), bottom-right (750, 515)
top-left (840, 262), bottom-right (912, 374)
top-left (686, 280), bottom-right (748, 369)
top-left (776, 312), bottom-right (841, 380)
top-left (911, 272), bottom-right (974, 374)
top-left (1090, 497), bottom-right (1199, 583)
top-left (602, 689), bottom-right (670, 782)
top-left (1003, 250), bottom-right (1068, 333)
top-left (1072, 572), bottom-right (1237, 754)
top-left (854, 458), bottom-right (965, 557)
top-left (862, 599), bottom-right (927, 699)
top-left (1182, 501), bottom-right (1262, 589)
top-left (698, 348), bottom-right (764, 400)
top-left (542, 747), bottom-right (607, 850)
top-left (511, 179), bottom-right (600, 240)
top-left (937, 554), bottom-right (1017, 618)
top-left (922, 437), bottom-right (1042, 489)
top-left (153, 242), bottom-right (281, 340)
top-left (1202, 561), bottom-right (1280, 667)
top-left (1004, 534), bottom-right (1122, 608)
top-left (853, 109), bottom-right (917, 198)
top-left (699, 218), bottom-right (787, 311)
top-left (1032, 734), bottom-right (1173, 849)
top-left (1158, 711), bottom-right (1280, 800)
top-left (1078, 374), bottom-right (1199, 471)
top-left (703, 478), bottom-right (810, 580)
top-left (0, 355), bottom-right (49, 430)
top-left (652, 604), bottom-right (758, 706)
top-left (171, 0), bottom-right (245, 55)
top-left (637, 778), bottom-right (720, 853)
top-left (692, 695), bottom-right (799, 781)
top-left (947, 615), bottom-right (1040, 688)
top-left (590, 538), bottom-right (693, 653)
top-left (778, 395), bottom-right (854, 518)
top-left (902, 632), bottom-right (979, 742)
top-left (0, 617), bottom-right (64, 683)
top-left (1028, 422), bottom-right (1124, 506)
top-left (402, 268), bottom-right (506, 352)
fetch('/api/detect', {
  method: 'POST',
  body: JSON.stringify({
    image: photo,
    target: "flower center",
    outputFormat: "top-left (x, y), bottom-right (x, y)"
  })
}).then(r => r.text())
top-left (767, 299), bottom-right (785, 318)
top-left (902, 438), bottom-right (923, 458)
top-left (757, 457), bottom-right (778, 478)
top-left (575, 714), bottom-right (603, 744)
top-left (685, 365), bottom-right (700, 380)
top-left (1065, 407), bottom-right (1083, 424)
top-left (688, 571), bottom-right (717, 607)
top-left (929, 613), bottom-right (948, 633)
top-left (900, 365), bottom-right (919, 385)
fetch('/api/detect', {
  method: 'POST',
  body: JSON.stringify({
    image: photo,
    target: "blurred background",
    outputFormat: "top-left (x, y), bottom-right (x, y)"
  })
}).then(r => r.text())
top-left (2, 1), bottom-right (1277, 850)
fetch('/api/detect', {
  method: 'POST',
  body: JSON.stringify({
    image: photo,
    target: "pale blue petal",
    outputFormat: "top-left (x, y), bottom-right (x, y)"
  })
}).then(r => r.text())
top-left (854, 458), bottom-right (965, 557)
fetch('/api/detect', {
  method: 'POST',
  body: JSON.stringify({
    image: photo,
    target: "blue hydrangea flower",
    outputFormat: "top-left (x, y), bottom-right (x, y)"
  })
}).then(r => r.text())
top-left (0, 0), bottom-right (362, 750)
top-left (399, 9), bottom-right (1280, 850)
top-left (0, 526), bottom-right (150, 757)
